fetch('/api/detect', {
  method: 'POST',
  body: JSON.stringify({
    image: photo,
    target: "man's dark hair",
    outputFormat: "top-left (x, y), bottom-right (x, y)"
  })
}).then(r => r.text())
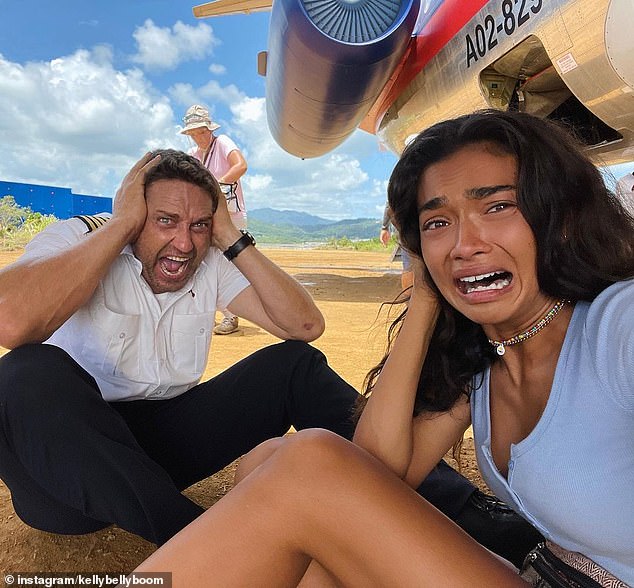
top-left (145, 149), bottom-right (220, 212)
top-left (365, 109), bottom-right (634, 415)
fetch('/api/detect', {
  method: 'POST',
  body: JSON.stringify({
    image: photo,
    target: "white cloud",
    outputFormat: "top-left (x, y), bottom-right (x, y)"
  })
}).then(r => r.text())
top-left (199, 79), bottom-right (244, 107)
top-left (0, 49), bottom-right (180, 197)
top-left (0, 24), bottom-right (394, 221)
top-left (131, 19), bottom-right (218, 72)
top-left (167, 82), bottom-right (200, 110)
top-left (243, 174), bottom-right (273, 192)
top-left (209, 63), bottom-right (226, 75)
top-left (231, 96), bottom-right (263, 124)
top-left (316, 154), bottom-right (368, 190)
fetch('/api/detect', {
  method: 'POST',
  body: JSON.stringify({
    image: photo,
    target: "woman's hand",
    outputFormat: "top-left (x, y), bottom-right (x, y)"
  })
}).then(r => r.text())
top-left (353, 251), bottom-right (440, 477)
top-left (408, 253), bottom-right (440, 310)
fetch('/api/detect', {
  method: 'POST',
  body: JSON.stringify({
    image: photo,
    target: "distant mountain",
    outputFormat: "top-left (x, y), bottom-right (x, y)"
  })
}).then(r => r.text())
top-left (249, 208), bottom-right (331, 227)
top-left (247, 208), bottom-right (381, 244)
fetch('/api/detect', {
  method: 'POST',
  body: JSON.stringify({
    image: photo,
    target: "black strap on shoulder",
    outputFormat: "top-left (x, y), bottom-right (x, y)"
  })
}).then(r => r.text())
top-left (73, 215), bottom-right (110, 233)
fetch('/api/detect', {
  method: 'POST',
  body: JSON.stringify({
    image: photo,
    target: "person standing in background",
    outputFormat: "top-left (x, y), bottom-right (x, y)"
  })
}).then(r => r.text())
top-left (380, 202), bottom-right (414, 291)
top-left (181, 104), bottom-right (248, 335)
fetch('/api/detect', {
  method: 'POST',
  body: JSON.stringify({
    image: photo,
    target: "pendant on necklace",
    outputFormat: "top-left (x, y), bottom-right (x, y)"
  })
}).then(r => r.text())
top-left (496, 344), bottom-right (506, 356)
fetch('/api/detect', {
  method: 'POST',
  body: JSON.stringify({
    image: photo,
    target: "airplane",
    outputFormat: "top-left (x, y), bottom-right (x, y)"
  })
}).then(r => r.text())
top-left (192, 0), bottom-right (634, 167)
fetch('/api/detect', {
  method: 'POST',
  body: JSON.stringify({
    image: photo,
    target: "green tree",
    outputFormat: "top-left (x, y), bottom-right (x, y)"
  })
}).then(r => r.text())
top-left (0, 196), bottom-right (57, 250)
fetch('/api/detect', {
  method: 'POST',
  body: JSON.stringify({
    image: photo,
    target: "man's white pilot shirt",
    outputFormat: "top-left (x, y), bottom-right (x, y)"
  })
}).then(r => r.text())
top-left (21, 215), bottom-right (250, 402)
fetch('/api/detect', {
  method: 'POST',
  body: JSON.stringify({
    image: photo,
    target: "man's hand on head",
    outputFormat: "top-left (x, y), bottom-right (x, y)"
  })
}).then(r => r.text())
top-left (112, 153), bottom-right (162, 243)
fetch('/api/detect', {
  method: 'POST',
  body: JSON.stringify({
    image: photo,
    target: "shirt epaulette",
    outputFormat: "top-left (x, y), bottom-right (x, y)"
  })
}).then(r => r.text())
top-left (73, 215), bottom-right (110, 233)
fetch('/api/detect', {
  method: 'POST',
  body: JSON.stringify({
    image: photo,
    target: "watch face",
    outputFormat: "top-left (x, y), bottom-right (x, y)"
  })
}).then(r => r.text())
top-left (241, 230), bottom-right (256, 245)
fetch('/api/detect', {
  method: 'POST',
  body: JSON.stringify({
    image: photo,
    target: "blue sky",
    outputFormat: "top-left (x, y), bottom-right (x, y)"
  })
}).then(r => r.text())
top-left (0, 1), bottom-right (631, 221)
top-left (0, 0), bottom-right (398, 220)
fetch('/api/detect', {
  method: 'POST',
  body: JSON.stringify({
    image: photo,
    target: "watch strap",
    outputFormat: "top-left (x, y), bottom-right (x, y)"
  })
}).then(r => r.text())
top-left (223, 230), bottom-right (256, 261)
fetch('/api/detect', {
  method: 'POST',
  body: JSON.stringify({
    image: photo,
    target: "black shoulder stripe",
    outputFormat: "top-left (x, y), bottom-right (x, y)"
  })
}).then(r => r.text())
top-left (73, 215), bottom-right (110, 233)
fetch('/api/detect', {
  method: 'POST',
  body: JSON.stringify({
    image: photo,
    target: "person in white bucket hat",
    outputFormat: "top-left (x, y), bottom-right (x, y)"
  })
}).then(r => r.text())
top-left (181, 104), bottom-right (248, 335)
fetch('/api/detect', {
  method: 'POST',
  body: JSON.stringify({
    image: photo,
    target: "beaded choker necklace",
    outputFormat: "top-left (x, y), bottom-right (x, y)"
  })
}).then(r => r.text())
top-left (488, 299), bottom-right (568, 356)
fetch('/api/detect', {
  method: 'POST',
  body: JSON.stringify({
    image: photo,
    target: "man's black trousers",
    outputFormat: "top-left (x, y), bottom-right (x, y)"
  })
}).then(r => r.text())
top-left (0, 342), bottom-right (476, 545)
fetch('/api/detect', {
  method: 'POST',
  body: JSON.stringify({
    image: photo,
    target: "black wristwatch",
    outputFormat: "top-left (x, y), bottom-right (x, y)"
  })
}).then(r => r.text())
top-left (223, 230), bottom-right (256, 261)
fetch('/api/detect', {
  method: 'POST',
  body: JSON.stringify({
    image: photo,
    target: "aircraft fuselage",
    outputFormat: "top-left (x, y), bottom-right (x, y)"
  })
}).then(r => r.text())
top-left (374, 0), bottom-right (634, 165)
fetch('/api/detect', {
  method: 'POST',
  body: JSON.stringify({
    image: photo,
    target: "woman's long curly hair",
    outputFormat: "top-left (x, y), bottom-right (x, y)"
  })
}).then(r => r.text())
top-left (363, 109), bottom-right (634, 415)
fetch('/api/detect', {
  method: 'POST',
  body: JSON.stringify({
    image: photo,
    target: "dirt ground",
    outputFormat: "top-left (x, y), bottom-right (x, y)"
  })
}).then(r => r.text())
top-left (0, 247), bottom-right (487, 575)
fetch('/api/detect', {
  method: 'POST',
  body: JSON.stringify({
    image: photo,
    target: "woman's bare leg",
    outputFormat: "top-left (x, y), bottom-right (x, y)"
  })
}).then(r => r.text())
top-left (136, 429), bottom-right (528, 588)
top-left (233, 436), bottom-right (285, 484)
top-left (234, 436), bottom-right (341, 587)
top-left (233, 435), bottom-right (512, 586)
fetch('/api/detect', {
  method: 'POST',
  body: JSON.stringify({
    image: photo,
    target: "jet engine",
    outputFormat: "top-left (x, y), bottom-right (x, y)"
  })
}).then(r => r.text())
top-left (264, 0), bottom-right (420, 158)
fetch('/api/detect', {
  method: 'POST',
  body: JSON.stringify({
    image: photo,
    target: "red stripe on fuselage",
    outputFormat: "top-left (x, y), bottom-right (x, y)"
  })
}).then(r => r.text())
top-left (362, 0), bottom-right (490, 134)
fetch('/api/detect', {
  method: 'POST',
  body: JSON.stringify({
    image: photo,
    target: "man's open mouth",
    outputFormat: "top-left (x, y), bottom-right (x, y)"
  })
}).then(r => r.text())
top-left (457, 270), bottom-right (512, 294)
top-left (159, 255), bottom-right (190, 278)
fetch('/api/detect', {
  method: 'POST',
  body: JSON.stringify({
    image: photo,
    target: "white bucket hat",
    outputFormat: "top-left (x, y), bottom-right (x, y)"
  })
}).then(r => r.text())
top-left (180, 104), bottom-right (220, 134)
